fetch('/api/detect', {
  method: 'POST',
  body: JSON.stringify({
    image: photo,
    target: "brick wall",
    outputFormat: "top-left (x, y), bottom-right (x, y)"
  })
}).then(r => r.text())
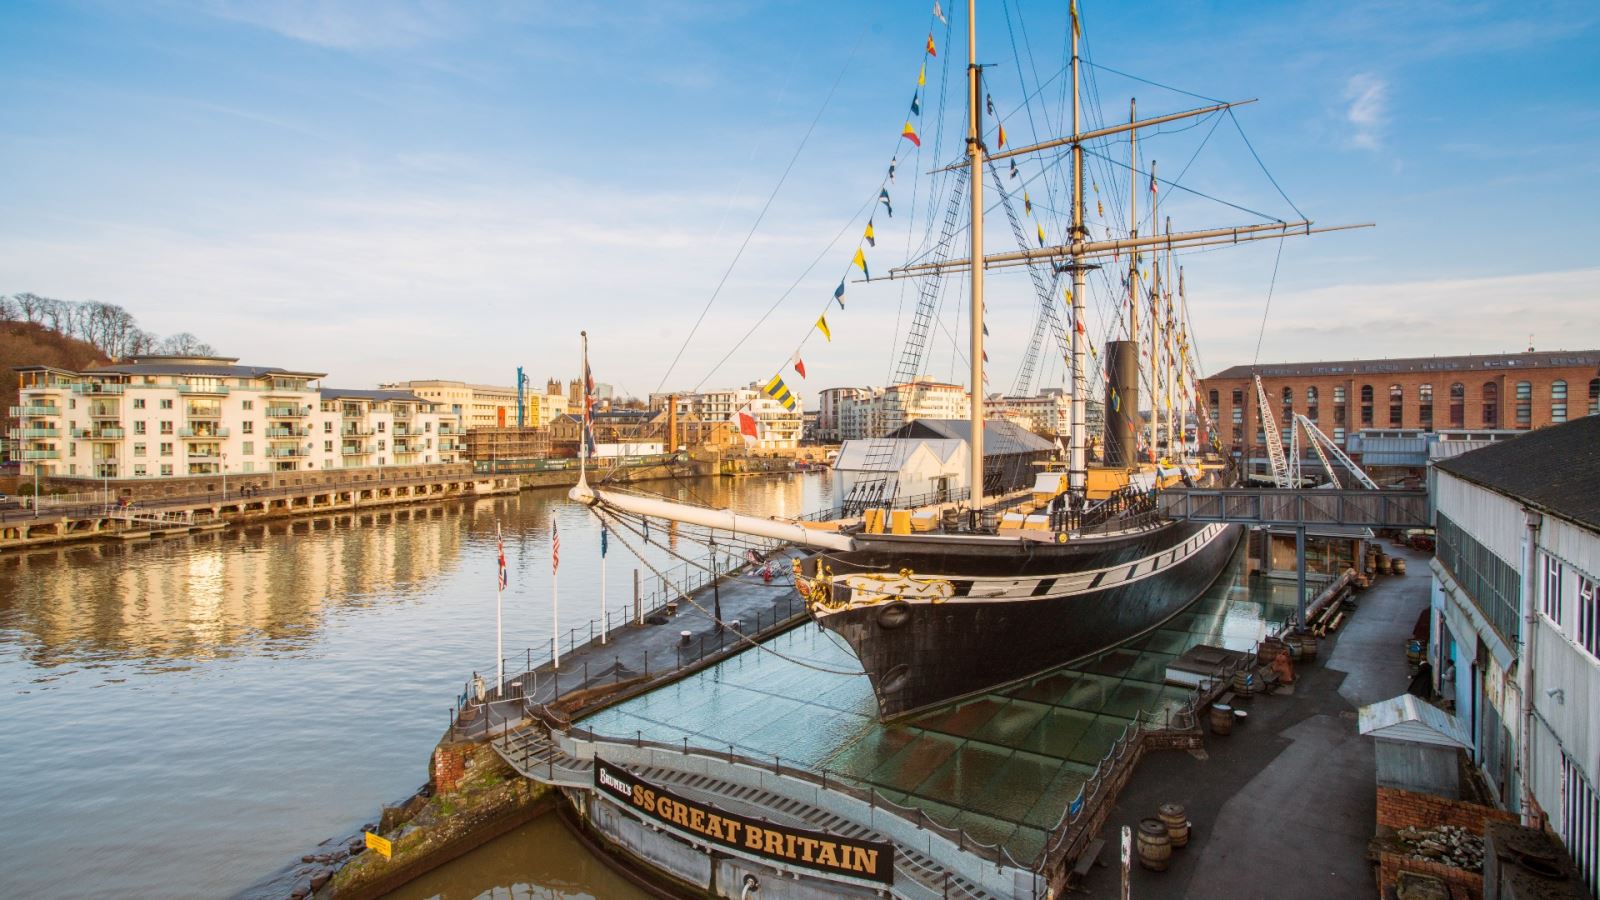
top-left (432, 742), bottom-right (471, 795)
top-left (1377, 850), bottom-right (1484, 900)
top-left (1376, 786), bottom-right (1519, 832)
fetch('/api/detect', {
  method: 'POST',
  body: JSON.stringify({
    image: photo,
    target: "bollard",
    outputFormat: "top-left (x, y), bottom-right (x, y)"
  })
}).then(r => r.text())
top-left (644, 649), bottom-right (649, 677)
top-left (729, 744), bottom-right (735, 764)
top-left (615, 656), bottom-right (621, 683)
top-left (683, 736), bottom-right (688, 755)
top-left (583, 659), bottom-right (589, 688)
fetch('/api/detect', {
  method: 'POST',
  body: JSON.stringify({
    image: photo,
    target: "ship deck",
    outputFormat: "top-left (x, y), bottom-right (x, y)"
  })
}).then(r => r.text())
top-left (578, 542), bottom-right (1303, 865)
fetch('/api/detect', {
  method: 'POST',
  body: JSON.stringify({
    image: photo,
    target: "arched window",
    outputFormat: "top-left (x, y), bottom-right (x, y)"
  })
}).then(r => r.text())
top-left (1484, 382), bottom-right (1500, 428)
top-left (1515, 380), bottom-right (1532, 427)
top-left (1418, 384), bottom-right (1433, 428)
top-left (1306, 386), bottom-right (1320, 421)
top-left (1388, 384), bottom-right (1404, 426)
top-left (1551, 380), bottom-right (1568, 423)
top-left (1360, 384), bottom-right (1374, 426)
top-left (1208, 389), bottom-right (1219, 407)
top-left (1589, 378), bottom-right (1599, 416)
top-left (1449, 382), bottom-right (1465, 428)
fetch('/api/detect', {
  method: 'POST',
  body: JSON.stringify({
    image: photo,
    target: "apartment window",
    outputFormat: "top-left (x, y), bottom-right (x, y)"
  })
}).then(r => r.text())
top-left (324, 421), bottom-right (333, 433)
top-left (1231, 407), bottom-right (1243, 424)
top-left (1562, 752), bottom-right (1598, 897)
top-left (1418, 383), bottom-right (1433, 427)
top-left (378, 440), bottom-right (387, 450)
top-left (1360, 384), bottom-right (1373, 425)
top-left (1589, 378), bottom-right (1600, 416)
top-left (160, 421), bottom-right (174, 434)
top-left (1449, 382), bottom-right (1465, 427)
top-left (160, 464), bottom-right (173, 476)
top-left (323, 440), bottom-right (333, 453)
top-left (1483, 382), bottom-right (1500, 428)
top-left (1514, 380), bottom-right (1532, 426)
top-left (1542, 554), bottom-right (1564, 626)
top-left (242, 421), bottom-right (253, 434)
top-left (133, 398), bottom-right (146, 409)
top-left (160, 399), bottom-right (173, 409)
top-left (160, 442), bottom-right (173, 456)
top-left (377, 422), bottom-right (386, 432)
top-left (134, 421), bottom-right (147, 435)
top-left (1579, 576), bottom-right (1598, 660)
top-left (1231, 389), bottom-right (1244, 407)
top-left (1281, 386), bottom-right (1293, 418)
top-left (425, 422), bottom-right (433, 432)
top-left (1388, 384), bottom-right (1403, 426)
top-left (69, 398), bottom-right (77, 409)
top-left (134, 464), bottom-right (147, 477)
top-left (1551, 380), bottom-right (1567, 423)
top-left (243, 461), bottom-right (254, 473)
top-left (1333, 426), bottom-right (1345, 445)
top-left (241, 441), bottom-right (253, 455)
top-left (133, 443), bottom-right (146, 457)
top-left (242, 400), bottom-right (253, 410)
top-left (1306, 386), bottom-right (1319, 421)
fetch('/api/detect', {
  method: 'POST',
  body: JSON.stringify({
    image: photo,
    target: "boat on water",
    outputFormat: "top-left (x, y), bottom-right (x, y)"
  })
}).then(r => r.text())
top-left (571, 0), bottom-right (1366, 720)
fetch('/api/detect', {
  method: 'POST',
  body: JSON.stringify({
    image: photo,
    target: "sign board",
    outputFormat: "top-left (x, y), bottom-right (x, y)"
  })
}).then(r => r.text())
top-left (593, 757), bottom-right (894, 885)
top-left (364, 831), bottom-right (392, 860)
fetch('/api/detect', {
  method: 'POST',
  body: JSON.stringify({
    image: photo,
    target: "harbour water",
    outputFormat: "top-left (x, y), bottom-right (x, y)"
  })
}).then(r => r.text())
top-left (0, 473), bottom-right (837, 900)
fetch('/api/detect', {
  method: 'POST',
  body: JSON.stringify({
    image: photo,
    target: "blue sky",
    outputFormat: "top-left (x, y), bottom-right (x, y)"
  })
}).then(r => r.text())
top-left (2, 0), bottom-right (1597, 402)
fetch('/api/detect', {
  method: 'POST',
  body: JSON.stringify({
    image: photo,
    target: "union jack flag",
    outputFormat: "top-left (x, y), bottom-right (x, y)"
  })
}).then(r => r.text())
top-left (582, 360), bottom-right (597, 456)
top-left (552, 519), bottom-right (560, 574)
top-left (497, 529), bottom-right (508, 591)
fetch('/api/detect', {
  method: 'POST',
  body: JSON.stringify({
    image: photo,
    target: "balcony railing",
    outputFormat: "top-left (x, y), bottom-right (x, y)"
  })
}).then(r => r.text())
top-left (21, 449), bottom-right (61, 460)
top-left (188, 452), bottom-right (222, 460)
top-left (341, 425), bottom-right (375, 436)
top-left (178, 384), bottom-right (230, 394)
top-left (10, 427), bottom-right (60, 439)
top-left (11, 404), bottom-right (61, 417)
top-left (88, 407), bottom-right (121, 419)
top-left (265, 427), bottom-right (309, 438)
top-left (266, 406), bottom-right (311, 418)
top-left (71, 383), bottom-right (126, 395)
top-left (341, 444), bottom-right (376, 455)
top-left (185, 407), bottom-right (222, 419)
top-left (265, 447), bottom-right (309, 458)
top-left (72, 427), bottom-right (126, 440)
top-left (178, 427), bottom-right (230, 438)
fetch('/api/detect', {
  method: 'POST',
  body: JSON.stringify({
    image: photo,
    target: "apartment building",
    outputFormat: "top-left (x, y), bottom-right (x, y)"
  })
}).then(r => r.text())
top-left (671, 385), bottom-right (803, 450)
top-left (10, 356), bottom-right (459, 479)
top-left (381, 378), bottom-right (565, 429)
top-left (814, 387), bottom-right (867, 442)
top-left (1429, 417), bottom-right (1599, 893)
top-left (834, 380), bottom-right (971, 441)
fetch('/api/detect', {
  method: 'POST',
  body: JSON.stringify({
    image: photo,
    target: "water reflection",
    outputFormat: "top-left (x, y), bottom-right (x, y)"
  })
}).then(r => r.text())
top-left (0, 473), bottom-right (834, 900)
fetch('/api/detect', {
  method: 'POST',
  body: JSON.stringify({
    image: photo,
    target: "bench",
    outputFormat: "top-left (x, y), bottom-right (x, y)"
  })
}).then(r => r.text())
top-left (1066, 838), bottom-right (1107, 891)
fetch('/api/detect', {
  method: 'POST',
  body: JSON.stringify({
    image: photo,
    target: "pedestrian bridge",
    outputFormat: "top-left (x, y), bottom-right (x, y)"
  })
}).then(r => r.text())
top-left (1157, 488), bottom-right (1430, 529)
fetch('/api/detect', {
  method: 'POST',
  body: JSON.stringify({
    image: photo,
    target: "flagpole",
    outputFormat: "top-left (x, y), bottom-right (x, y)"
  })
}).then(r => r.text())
top-left (496, 522), bottom-right (505, 697)
top-left (579, 330), bottom-right (589, 489)
top-left (552, 519), bottom-right (561, 669)
top-left (600, 525), bottom-right (608, 645)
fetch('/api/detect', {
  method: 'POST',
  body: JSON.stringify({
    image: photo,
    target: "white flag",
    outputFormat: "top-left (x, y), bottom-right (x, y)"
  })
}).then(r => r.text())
top-left (933, 2), bottom-right (946, 24)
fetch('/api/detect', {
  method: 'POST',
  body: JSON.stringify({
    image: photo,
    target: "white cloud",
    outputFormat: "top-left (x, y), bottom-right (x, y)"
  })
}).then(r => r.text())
top-left (1343, 73), bottom-right (1388, 151)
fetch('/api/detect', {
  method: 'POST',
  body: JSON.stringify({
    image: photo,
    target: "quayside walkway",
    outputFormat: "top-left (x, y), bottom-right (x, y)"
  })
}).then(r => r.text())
top-left (1095, 543), bottom-right (1431, 898)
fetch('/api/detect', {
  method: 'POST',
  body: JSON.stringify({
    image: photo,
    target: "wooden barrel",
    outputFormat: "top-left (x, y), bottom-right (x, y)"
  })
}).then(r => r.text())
top-left (1158, 803), bottom-right (1190, 848)
top-left (1209, 703), bottom-right (1234, 735)
top-left (1391, 557), bottom-right (1406, 575)
top-left (1137, 818), bottom-right (1173, 871)
top-left (1231, 669), bottom-right (1256, 694)
top-left (1285, 633), bottom-right (1303, 660)
top-left (1298, 633), bottom-right (1318, 661)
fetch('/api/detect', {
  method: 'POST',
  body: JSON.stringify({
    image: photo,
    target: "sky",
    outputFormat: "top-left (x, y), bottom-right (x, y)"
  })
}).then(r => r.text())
top-left (2, 0), bottom-right (1598, 405)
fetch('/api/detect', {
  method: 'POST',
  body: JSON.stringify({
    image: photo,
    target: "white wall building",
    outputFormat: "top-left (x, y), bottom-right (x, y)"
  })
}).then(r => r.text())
top-left (671, 385), bottom-right (802, 450)
top-left (815, 387), bottom-right (867, 442)
top-left (11, 356), bottom-right (460, 479)
top-left (835, 379), bottom-right (971, 441)
top-left (1429, 416), bottom-right (1600, 894)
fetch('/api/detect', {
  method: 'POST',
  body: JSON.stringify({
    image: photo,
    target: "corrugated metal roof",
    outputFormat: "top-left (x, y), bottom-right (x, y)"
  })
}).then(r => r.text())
top-left (1358, 694), bottom-right (1471, 748)
top-left (1433, 416), bottom-right (1600, 532)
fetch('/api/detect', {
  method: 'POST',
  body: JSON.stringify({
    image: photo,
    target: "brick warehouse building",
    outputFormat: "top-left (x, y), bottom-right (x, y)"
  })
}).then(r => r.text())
top-left (1199, 350), bottom-right (1600, 464)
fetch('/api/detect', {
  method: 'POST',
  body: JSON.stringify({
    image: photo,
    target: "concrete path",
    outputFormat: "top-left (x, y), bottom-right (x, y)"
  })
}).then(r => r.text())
top-left (1089, 543), bottom-right (1431, 899)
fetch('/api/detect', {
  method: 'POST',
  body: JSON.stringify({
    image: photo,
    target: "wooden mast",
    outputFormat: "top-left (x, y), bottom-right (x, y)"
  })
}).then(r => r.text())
top-left (967, 0), bottom-right (986, 516)
top-left (1067, 0), bottom-right (1088, 497)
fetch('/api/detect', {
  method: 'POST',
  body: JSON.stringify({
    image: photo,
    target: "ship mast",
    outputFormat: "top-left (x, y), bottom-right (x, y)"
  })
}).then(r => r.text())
top-left (967, 0), bottom-right (986, 515)
top-left (1067, 0), bottom-right (1088, 496)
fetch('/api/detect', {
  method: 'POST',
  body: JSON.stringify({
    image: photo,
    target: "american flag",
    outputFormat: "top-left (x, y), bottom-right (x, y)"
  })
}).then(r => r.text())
top-left (551, 520), bottom-right (560, 574)
top-left (497, 530), bottom-right (508, 591)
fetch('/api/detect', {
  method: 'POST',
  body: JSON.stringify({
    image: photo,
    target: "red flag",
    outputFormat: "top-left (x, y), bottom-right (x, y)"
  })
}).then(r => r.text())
top-left (926, 34), bottom-right (937, 56)
top-left (998, 124), bottom-right (1007, 148)
top-left (793, 357), bottom-right (807, 379)
top-left (735, 411), bottom-right (760, 447)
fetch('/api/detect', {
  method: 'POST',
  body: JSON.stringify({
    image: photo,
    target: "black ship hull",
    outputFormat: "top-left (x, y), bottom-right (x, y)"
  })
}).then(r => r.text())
top-left (803, 519), bottom-right (1244, 720)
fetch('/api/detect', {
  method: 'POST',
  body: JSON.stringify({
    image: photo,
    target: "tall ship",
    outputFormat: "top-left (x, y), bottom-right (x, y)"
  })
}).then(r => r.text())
top-left (572, 0), bottom-right (1366, 719)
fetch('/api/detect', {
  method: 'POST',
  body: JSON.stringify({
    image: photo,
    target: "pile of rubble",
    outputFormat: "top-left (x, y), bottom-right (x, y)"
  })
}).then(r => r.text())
top-left (1392, 824), bottom-right (1484, 870)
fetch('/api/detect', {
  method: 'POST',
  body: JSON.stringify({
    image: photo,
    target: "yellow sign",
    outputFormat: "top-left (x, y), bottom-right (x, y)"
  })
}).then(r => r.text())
top-left (364, 831), bottom-right (392, 860)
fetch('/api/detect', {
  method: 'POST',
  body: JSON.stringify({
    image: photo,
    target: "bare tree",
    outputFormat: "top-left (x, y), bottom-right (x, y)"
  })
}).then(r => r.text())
top-left (0, 295), bottom-right (16, 321)
top-left (157, 332), bottom-right (214, 356)
top-left (13, 292), bottom-right (45, 324)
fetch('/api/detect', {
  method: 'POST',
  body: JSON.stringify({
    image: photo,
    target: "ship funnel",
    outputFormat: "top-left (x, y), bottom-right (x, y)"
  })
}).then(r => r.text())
top-left (1104, 339), bottom-right (1141, 468)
